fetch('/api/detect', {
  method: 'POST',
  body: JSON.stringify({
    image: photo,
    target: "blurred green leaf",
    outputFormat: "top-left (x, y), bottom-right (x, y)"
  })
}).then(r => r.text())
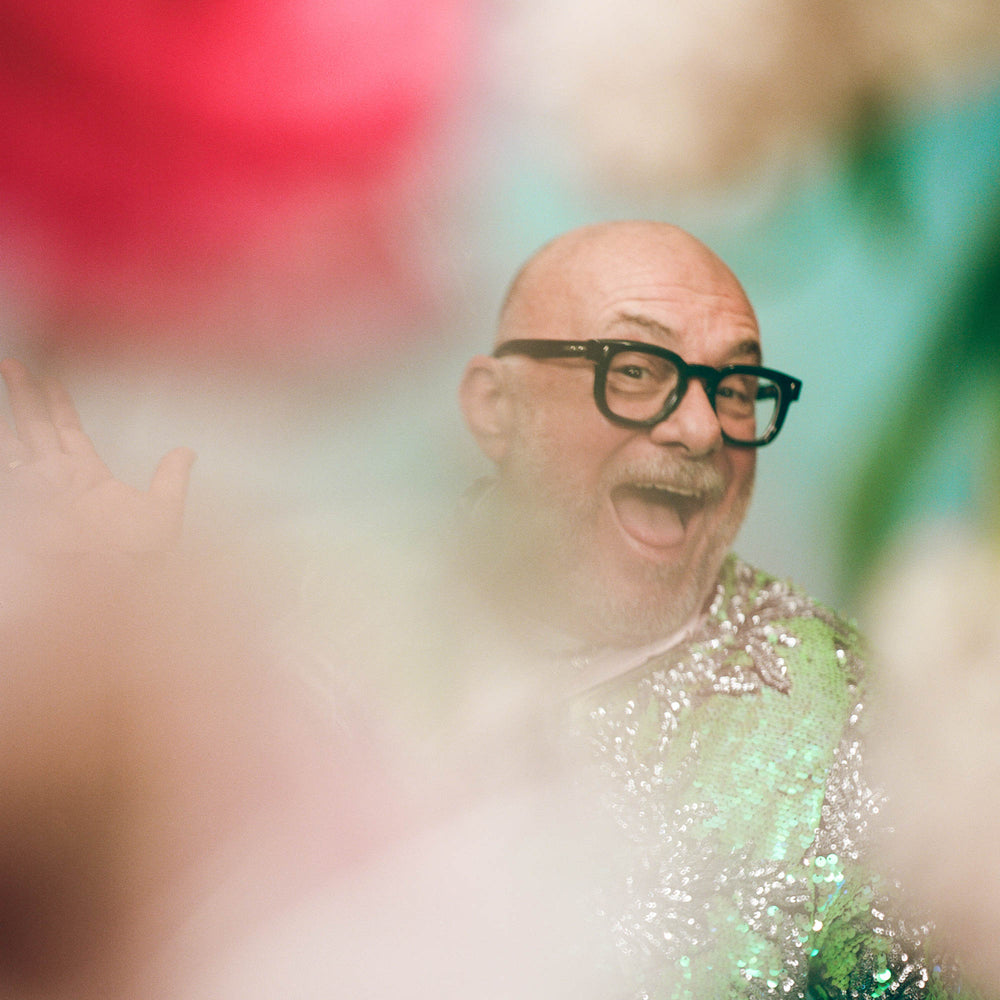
top-left (840, 93), bottom-right (917, 231)
top-left (839, 186), bottom-right (1000, 597)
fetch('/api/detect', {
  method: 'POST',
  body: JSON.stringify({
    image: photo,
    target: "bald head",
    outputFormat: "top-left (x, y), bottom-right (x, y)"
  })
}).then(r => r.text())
top-left (496, 221), bottom-right (756, 349)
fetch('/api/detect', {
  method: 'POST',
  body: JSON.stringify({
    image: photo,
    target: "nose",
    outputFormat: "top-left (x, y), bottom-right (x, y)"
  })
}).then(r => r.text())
top-left (647, 377), bottom-right (723, 455)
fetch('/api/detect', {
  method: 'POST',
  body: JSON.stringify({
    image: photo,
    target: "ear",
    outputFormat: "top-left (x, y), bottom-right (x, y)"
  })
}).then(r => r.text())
top-left (459, 355), bottom-right (513, 464)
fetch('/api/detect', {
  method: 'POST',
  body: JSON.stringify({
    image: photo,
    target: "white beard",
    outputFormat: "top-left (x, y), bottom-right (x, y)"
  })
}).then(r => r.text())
top-left (467, 450), bottom-right (752, 647)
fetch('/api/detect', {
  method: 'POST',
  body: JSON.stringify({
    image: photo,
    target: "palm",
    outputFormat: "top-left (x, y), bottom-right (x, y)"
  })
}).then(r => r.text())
top-left (0, 360), bottom-right (194, 554)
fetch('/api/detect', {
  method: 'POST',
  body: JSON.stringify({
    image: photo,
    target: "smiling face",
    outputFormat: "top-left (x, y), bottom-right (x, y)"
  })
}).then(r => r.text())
top-left (461, 222), bottom-right (759, 644)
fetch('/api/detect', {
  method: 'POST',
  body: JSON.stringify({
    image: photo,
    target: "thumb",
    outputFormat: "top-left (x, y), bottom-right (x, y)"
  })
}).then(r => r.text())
top-left (149, 447), bottom-right (196, 511)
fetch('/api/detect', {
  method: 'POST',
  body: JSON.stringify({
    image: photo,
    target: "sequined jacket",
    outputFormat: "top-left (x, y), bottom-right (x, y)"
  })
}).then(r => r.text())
top-left (573, 555), bottom-right (966, 1000)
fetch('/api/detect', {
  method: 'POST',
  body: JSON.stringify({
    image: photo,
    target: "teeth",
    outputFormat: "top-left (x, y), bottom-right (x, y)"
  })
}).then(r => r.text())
top-left (634, 483), bottom-right (698, 497)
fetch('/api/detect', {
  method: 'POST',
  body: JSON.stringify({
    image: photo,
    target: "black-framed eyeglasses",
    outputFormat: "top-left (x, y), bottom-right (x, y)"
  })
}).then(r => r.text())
top-left (493, 339), bottom-right (802, 448)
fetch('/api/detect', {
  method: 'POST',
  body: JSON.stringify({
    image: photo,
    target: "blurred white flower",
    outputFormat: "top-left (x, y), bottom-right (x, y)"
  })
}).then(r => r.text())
top-left (866, 521), bottom-right (1000, 994)
top-left (492, 0), bottom-right (1000, 191)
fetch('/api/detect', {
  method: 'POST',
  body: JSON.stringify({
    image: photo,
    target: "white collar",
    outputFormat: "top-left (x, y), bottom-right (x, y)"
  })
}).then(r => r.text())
top-left (559, 616), bottom-right (703, 695)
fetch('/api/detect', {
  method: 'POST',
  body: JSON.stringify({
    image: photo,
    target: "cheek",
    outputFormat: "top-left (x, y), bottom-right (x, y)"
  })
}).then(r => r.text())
top-left (720, 449), bottom-right (755, 498)
top-left (512, 399), bottom-right (622, 493)
top-left (522, 432), bottom-right (604, 500)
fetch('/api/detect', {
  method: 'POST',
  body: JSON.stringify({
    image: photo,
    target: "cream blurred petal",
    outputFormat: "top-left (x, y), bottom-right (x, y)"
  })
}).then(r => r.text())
top-left (492, 0), bottom-right (1000, 190)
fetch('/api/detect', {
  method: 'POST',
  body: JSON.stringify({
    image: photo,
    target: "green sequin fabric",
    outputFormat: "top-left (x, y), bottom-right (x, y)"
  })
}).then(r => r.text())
top-left (573, 555), bottom-right (968, 1000)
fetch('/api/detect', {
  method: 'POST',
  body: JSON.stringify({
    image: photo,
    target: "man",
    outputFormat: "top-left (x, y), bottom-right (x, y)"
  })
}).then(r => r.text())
top-left (457, 221), bottom-right (969, 998)
top-left (0, 224), bottom-right (975, 999)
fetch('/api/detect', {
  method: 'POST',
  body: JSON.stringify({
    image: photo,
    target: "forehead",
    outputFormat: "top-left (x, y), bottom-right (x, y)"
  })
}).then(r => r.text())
top-left (605, 312), bottom-right (762, 365)
top-left (518, 226), bottom-right (762, 363)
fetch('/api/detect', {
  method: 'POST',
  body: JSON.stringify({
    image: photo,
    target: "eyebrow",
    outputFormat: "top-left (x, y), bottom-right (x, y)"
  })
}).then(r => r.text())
top-left (614, 312), bottom-right (763, 365)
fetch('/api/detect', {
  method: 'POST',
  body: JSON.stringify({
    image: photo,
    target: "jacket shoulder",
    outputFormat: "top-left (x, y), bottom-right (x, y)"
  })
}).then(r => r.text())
top-left (711, 555), bottom-right (868, 696)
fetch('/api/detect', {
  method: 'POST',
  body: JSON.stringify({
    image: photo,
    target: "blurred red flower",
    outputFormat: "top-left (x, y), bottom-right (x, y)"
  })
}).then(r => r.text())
top-left (0, 0), bottom-right (470, 353)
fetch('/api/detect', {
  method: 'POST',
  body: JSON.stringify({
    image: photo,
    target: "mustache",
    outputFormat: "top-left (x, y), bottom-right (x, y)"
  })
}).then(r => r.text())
top-left (608, 459), bottom-right (727, 501)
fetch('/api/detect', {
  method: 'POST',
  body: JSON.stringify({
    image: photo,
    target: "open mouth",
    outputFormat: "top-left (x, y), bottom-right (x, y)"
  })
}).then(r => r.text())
top-left (610, 483), bottom-right (706, 551)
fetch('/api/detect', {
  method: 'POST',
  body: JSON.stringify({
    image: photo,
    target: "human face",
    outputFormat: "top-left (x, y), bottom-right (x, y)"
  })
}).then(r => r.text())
top-left (493, 226), bottom-right (758, 643)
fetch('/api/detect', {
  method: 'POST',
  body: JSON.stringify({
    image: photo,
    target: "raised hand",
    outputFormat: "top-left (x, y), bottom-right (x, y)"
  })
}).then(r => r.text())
top-left (0, 359), bottom-right (195, 554)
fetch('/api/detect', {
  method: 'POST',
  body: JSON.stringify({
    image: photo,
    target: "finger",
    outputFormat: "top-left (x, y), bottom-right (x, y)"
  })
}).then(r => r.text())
top-left (0, 359), bottom-right (64, 458)
top-left (41, 375), bottom-right (84, 432)
top-left (149, 447), bottom-right (196, 515)
top-left (0, 414), bottom-right (28, 467)
top-left (41, 376), bottom-right (104, 462)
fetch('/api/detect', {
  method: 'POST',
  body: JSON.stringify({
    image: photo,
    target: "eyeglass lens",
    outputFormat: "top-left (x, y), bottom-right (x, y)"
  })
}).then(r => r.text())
top-left (604, 350), bottom-right (780, 443)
